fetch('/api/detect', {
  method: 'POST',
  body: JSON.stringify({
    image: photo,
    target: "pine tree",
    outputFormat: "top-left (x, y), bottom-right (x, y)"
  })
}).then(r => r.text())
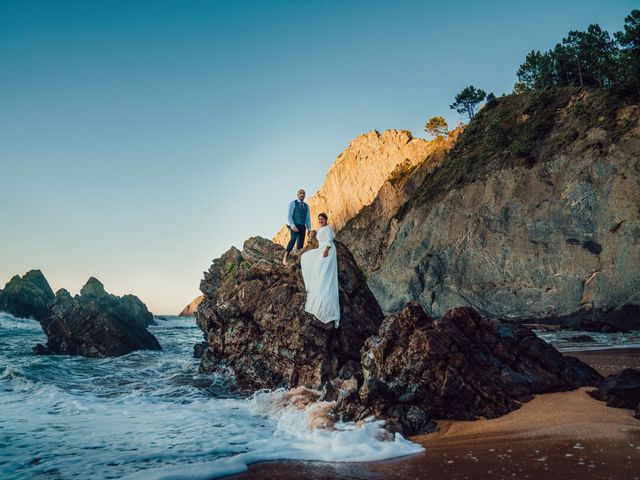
top-left (424, 116), bottom-right (449, 139)
top-left (615, 9), bottom-right (640, 88)
top-left (450, 86), bottom-right (487, 121)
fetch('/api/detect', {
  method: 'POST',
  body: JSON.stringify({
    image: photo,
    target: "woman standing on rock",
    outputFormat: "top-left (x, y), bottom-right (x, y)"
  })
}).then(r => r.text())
top-left (301, 213), bottom-right (340, 327)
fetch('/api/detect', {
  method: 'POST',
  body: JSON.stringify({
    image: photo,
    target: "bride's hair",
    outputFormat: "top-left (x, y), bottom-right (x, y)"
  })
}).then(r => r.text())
top-left (318, 212), bottom-right (328, 221)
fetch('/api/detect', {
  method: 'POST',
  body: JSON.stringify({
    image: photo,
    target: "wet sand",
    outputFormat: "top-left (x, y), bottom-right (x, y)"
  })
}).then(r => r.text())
top-left (226, 348), bottom-right (640, 480)
top-left (568, 347), bottom-right (640, 376)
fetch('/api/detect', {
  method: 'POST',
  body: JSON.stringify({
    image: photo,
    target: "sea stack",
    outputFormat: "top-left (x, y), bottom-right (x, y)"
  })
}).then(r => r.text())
top-left (34, 277), bottom-right (161, 357)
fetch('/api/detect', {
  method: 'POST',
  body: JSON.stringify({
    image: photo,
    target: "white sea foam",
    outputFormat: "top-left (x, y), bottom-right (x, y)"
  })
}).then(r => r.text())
top-left (1, 311), bottom-right (424, 480)
top-left (534, 328), bottom-right (640, 352)
top-left (123, 386), bottom-right (424, 480)
top-left (150, 316), bottom-right (197, 329)
top-left (0, 311), bottom-right (42, 331)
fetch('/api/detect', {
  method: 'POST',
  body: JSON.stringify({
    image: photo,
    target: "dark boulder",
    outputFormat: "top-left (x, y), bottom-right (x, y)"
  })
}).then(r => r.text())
top-left (193, 341), bottom-right (207, 359)
top-left (589, 368), bottom-right (640, 411)
top-left (195, 236), bottom-right (383, 389)
top-left (333, 303), bottom-right (603, 435)
top-left (34, 278), bottom-right (161, 357)
top-left (32, 343), bottom-right (52, 355)
top-left (565, 334), bottom-right (596, 342)
top-left (0, 270), bottom-right (55, 321)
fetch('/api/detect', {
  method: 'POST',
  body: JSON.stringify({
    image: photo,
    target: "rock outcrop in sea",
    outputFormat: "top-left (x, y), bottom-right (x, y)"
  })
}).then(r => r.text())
top-left (0, 270), bottom-right (55, 321)
top-left (179, 295), bottom-right (203, 316)
top-left (196, 236), bottom-right (383, 389)
top-left (196, 237), bottom-right (601, 434)
top-left (34, 277), bottom-right (161, 357)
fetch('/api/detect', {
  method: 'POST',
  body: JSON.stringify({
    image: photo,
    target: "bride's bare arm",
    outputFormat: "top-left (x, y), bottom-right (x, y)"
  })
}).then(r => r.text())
top-left (323, 246), bottom-right (330, 257)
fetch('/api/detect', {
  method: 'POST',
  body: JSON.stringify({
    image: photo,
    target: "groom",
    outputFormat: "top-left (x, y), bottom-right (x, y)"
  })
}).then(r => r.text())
top-left (283, 188), bottom-right (312, 266)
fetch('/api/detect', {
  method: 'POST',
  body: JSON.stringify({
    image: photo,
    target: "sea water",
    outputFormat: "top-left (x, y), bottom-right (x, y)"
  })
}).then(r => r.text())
top-left (0, 313), bottom-right (422, 479)
top-left (534, 328), bottom-right (640, 352)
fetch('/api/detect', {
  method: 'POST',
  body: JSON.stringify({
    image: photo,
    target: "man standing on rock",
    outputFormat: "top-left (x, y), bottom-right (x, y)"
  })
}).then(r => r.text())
top-left (283, 189), bottom-right (312, 266)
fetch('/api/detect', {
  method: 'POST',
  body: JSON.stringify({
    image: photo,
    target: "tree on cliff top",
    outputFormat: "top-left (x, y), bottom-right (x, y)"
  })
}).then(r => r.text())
top-left (516, 9), bottom-right (639, 92)
top-left (615, 9), bottom-right (640, 88)
top-left (424, 116), bottom-right (449, 139)
top-left (450, 86), bottom-right (487, 121)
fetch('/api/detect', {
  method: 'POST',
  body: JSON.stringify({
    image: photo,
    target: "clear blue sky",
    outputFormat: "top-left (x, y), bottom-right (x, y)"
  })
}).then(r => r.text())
top-left (0, 0), bottom-right (635, 313)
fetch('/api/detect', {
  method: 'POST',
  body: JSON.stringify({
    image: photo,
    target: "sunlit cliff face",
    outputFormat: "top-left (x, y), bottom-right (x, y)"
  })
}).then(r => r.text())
top-left (273, 128), bottom-right (457, 245)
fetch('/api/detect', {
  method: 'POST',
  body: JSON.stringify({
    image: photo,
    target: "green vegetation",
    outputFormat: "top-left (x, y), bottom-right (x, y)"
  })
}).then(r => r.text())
top-left (401, 9), bottom-right (639, 222)
top-left (358, 267), bottom-right (369, 282)
top-left (450, 85), bottom-right (487, 120)
top-left (388, 159), bottom-right (418, 187)
top-left (399, 85), bottom-right (638, 220)
top-left (424, 116), bottom-right (449, 139)
top-left (516, 10), bottom-right (639, 91)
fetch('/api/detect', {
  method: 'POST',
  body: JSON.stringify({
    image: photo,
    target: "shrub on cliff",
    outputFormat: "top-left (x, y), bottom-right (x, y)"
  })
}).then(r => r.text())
top-left (400, 85), bottom-right (638, 219)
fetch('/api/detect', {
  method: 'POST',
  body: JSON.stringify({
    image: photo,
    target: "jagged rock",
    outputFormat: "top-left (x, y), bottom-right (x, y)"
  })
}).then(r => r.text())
top-left (589, 368), bottom-right (640, 411)
top-left (121, 294), bottom-right (156, 326)
top-left (32, 343), bottom-right (51, 355)
top-left (0, 270), bottom-right (55, 321)
top-left (333, 302), bottom-right (602, 435)
top-left (179, 295), bottom-right (203, 316)
top-left (193, 341), bottom-right (207, 359)
top-left (335, 89), bottom-right (640, 331)
top-left (195, 236), bottom-right (383, 389)
top-left (35, 278), bottom-right (161, 357)
top-left (80, 276), bottom-right (107, 298)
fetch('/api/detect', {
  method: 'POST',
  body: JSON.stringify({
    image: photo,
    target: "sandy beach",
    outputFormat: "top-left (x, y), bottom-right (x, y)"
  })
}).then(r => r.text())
top-left (226, 348), bottom-right (640, 480)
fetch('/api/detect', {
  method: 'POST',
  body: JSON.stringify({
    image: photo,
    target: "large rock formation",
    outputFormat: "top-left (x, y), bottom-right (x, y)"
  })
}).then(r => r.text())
top-left (337, 87), bottom-right (640, 330)
top-left (0, 270), bottom-right (55, 321)
top-left (273, 129), bottom-right (458, 245)
top-left (195, 237), bottom-right (602, 435)
top-left (34, 277), bottom-right (161, 357)
top-left (179, 295), bottom-right (203, 316)
top-left (196, 236), bottom-right (383, 389)
top-left (332, 302), bottom-right (602, 435)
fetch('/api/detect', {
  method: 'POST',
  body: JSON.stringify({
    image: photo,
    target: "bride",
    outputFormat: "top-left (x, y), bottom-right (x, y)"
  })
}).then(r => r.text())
top-left (301, 212), bottom-right (340, 327)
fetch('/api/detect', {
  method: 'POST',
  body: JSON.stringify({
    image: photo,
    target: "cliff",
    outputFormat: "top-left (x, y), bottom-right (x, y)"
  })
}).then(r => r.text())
top-left (337, 87), bottom-right (640, 331)
top-left (273, 128), bottom-right (459, 245)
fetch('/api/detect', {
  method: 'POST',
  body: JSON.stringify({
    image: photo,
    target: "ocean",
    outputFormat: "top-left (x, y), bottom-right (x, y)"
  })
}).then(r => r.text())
top-left (2, 312), bottom-right (639, 479)
top-left (0, 313), bottom-right (422, 479)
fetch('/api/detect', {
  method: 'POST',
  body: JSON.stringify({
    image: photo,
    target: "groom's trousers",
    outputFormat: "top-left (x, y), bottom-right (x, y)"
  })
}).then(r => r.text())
top-left (286, 223), bottom-right (306, 253)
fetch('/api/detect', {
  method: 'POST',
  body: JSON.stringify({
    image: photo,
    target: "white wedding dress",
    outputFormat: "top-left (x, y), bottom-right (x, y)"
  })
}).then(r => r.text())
top-left (301, 225), bottom-right (340, 327)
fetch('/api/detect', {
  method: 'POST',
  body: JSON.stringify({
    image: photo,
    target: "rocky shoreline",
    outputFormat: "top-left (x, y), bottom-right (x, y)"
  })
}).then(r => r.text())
top-left (194, 236), bottom-right (623, 436)
top-left (216, 347), bottom-right (640, 480)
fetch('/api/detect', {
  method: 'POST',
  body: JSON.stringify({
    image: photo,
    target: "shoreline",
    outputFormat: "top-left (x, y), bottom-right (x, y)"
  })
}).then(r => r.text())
top-left (224, 347), bottom-right (640, 480)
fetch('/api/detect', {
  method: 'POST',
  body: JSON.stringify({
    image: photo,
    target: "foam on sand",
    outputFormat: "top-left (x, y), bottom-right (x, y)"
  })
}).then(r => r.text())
top-left (124, 386), bottom-right (425, 480)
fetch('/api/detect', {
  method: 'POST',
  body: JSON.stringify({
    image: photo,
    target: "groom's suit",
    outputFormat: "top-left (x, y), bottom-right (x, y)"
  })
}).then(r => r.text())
top-left (286, 199), bottom-right (311, 253)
